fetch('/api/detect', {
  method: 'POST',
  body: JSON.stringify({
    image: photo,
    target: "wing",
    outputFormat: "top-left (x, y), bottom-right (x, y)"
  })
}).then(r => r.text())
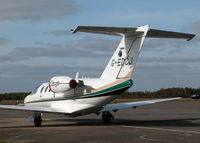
top-left (100, 97), bottom-right (181, 112)
top-left (0, 97), bottom-right (181, 114)
top-left (0, 105), bottom-right (68, 114)
top-left (0, 102), bottom-right (93, 115)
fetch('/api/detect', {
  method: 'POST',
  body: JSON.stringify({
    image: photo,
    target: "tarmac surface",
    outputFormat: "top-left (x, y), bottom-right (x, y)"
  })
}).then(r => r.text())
top-left (0, 100), bottom-right (200, 143)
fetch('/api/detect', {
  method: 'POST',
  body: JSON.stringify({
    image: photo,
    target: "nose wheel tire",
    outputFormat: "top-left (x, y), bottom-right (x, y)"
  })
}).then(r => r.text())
top-left (102, 111), bottom-right (114, 123)
top-left (34, 113), bottom-right (42, 127)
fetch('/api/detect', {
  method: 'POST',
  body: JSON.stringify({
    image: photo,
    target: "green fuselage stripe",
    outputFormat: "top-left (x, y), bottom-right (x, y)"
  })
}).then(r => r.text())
top-left (27, 79), bottom-right (133, 103)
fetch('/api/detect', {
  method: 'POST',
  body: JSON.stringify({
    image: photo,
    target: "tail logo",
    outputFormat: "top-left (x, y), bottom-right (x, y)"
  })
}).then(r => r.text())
top-left (118, 50), bottom-right (122, 57)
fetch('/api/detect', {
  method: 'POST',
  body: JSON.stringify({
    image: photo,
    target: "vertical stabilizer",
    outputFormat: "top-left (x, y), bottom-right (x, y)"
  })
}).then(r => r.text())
top-left (100, 25), bottom-right (149, 80)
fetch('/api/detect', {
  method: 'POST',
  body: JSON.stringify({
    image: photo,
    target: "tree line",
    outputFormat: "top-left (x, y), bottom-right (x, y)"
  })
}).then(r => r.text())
top-left (0, 87), bottom-right (200, 101)
top-left (119, 87), bottom-right (200, 98)
top-left (0, 92), bottom-right (31, 101)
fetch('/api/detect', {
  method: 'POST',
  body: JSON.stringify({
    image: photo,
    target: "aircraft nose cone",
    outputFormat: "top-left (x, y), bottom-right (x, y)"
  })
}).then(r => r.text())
top-left (24, 95), bottom-right (30, 104)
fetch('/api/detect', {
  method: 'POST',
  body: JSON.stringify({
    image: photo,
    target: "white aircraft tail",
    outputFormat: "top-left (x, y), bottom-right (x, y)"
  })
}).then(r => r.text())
top-left (73, 25), bottom-right (195, 80)
top-left (100, 25), bottom-right (149, 79)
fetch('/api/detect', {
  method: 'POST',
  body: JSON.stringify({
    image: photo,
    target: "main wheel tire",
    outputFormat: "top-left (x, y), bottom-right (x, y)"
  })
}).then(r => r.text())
top-left (103, 115), bottom-right (111, 123)
top-left (102, 112), bottom-right (113, 124)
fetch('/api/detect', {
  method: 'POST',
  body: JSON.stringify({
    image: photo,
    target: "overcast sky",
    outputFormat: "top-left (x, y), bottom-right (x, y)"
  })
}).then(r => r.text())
top-left (0, 0), bottom-right (200, 93)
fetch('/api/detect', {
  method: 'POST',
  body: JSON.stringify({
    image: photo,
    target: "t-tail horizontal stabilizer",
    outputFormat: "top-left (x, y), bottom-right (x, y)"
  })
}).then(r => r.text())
top-left (72, 26), bottom-right (195, 41)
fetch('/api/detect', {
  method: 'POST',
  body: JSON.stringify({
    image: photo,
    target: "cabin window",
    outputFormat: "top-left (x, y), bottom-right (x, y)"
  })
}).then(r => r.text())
top-left (45, 86), bottom-right (48, 92)
top-left (40, 87), bottom-right (44, 93)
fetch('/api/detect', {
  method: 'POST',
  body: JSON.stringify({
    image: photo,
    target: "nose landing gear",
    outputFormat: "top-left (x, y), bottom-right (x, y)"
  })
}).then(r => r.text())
top-left (34, 113), bottom-right (42, 127)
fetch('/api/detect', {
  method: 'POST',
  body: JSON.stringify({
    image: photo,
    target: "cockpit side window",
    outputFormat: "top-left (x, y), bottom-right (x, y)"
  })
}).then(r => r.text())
top-left (45, 86), bottom-right (48, 92)
top-left (40, 87), bottom-right (44, 93)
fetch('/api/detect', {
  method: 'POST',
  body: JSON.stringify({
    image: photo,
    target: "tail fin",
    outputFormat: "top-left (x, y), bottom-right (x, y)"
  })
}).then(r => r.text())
top-left (100, 25), bottom-right (149, 79)
top-left (72, 25), bottom-right (195, 80)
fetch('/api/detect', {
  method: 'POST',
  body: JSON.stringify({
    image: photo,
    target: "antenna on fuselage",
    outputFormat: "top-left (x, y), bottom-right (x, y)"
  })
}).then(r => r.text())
top-left (75, 72), bottom-right (79, 79)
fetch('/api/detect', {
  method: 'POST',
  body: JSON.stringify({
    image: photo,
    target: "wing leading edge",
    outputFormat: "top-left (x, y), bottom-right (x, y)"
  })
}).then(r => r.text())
top-left (0, 105), bottom-right (69, 114)
top-left (100, 97), bottom-right (181, 112)
top-left (0, 97), bottom-right (181, 114)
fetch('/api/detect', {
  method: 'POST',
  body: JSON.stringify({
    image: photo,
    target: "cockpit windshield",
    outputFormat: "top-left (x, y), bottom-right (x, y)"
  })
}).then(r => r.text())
top-left (32, 85), bottom-right (40, 94)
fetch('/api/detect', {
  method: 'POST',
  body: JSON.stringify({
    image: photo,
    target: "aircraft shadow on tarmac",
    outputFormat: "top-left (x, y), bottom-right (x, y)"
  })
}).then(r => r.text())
top-left (0, 118), bottom-right (200, 129)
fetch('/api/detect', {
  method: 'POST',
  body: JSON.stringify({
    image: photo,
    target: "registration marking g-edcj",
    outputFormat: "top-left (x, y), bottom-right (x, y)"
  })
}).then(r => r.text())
top-left (111, 57), bottom-right (133, 67)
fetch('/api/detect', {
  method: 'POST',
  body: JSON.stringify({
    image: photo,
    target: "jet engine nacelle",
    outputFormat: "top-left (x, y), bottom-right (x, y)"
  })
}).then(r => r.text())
top-left (49, 76), bottom-right (78, 93)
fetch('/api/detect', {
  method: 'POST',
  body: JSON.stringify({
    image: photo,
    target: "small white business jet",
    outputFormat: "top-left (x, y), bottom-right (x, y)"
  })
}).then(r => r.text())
top-left (0, 25), bottom-right (195, 127)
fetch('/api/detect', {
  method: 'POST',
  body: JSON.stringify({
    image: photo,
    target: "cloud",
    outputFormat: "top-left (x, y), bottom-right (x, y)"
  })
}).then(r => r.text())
top-left (143, 37), bottom-right (196, 52)
top-left (73, 36), bottom-right (119, 51)
top-left (0, 64), bottom-right (102, 77)
top-left (46, 30), bottom-right (72, 36)
top-left (33, 41), bottom-right (45, 45)
top-left (0, 0), bottom-right (78, 21)
top-left (0, 37), bottom-right (118, 63)
top-left (142, 21), bottom-right (200, 52)
top-left (0, 33), bottom-right (198, 64)
top-left (0, 37), bottom-right (11, 44)
top-left (143, 38), bottom-right (168, 51)
top-left (189, 20), bottom-right (200, 33)
top-left (0, 64), bottom-right (102, 92)
top-left (132, 62), bottom-right (200, 91)
top-left (136, 63), bottom-right (189, 75)
top-left (140, 55), bottom-right (200, 63)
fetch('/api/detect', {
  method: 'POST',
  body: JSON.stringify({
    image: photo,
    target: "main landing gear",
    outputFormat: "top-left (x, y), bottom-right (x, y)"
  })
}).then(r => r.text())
top-left (34, 113), bottom-right (42, 127)
top-left (102, 111), bottom-right (114, 123)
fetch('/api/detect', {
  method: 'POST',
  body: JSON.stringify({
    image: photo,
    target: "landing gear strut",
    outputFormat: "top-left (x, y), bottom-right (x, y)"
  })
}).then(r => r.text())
top-left (102, 111), bottom-right (114, 123)
top-left (34, 113), bottom-right (42, 127)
